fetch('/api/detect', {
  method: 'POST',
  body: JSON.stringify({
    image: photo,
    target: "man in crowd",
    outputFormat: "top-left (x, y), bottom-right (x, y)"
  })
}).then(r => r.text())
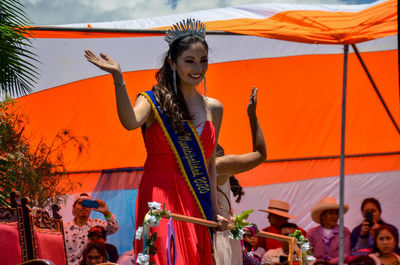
top-left (258, 199), bottom-right (306, 251)
top-left (262, 223), bottom-right (299, 265)
top-left (64, 193), bottom-right (119, 265)
top-left (88, 225), bottom-right (119, 262)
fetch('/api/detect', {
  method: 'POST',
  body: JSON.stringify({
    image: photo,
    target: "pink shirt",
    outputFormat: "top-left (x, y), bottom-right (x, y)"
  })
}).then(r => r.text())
top-left (307, 225), bottom-right (351, 265)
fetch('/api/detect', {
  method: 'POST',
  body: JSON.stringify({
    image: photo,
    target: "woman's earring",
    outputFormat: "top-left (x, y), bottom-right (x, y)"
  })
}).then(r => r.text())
top-left (173, 70), bottom-right (177, 94)
top-left (203, 76), bottom-right (207, 97)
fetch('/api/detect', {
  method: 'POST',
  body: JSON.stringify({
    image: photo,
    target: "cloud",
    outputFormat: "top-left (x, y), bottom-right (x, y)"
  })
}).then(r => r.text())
top-left (21, 0), bottom-right (376, 26)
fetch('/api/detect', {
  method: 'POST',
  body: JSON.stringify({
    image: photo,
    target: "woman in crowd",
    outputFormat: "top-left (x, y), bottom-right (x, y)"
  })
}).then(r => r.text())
top-left (214, 86), bottom-right (267, 265)
top-left (85, 18), bottom-right (224, 265)
top-left (79, 241), bottom-right (107, 265)
top-left (351, 198), bottom-right (399, 251)
top-left (368, 225), bottom-right (400, 265)
top-left (307, 197), bottom-right (351, 264)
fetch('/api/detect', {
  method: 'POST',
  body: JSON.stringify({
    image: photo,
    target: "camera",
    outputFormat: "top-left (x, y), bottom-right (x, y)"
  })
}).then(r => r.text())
top-left (81, 199), bottom-right (99, 209)
top-left (365, 210), bottom-right (374, 227)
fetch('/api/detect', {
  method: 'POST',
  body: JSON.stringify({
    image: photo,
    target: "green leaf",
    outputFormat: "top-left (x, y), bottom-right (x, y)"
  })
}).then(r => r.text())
top-left (149, 245), bottom-right (157, 255)
top-left (151, 232), bottom-right (158, 241)
top-left (239, 209), bottom-right (254, 220)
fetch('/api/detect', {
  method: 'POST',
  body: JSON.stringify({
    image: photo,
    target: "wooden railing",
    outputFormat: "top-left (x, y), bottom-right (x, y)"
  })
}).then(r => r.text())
top-left (165, 212), bottom-right (302, 265)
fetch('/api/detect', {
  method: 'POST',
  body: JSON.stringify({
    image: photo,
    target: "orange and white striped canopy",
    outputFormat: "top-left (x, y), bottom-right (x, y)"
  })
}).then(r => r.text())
top-left (14, 0), bottom-right (399, 253)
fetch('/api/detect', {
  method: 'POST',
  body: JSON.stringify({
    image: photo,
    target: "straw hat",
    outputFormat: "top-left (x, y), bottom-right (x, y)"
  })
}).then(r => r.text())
top-left (259, 199), bottom-right (297, 220)
top-left (311, 197), bottom-right (349, 224)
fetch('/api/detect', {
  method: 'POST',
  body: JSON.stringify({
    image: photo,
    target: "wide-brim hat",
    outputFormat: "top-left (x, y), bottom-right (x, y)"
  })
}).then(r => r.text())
top-left (311, 196), bottom-right (349, 224)
top-left (259, 199), bottom-right (297, 220)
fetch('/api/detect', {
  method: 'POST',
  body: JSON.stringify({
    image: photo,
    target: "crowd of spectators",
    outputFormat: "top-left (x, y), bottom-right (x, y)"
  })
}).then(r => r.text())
top-left (242, 197), bottom-right (399, 265)
top-left (64, 193), bottom-right (120, 265)
top-left (62, 193), bottom-right (398, 265)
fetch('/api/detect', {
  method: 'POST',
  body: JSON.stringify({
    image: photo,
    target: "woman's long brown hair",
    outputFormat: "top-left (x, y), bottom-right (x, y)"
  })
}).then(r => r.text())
top-left (153, 35), bottom-right (208, 135)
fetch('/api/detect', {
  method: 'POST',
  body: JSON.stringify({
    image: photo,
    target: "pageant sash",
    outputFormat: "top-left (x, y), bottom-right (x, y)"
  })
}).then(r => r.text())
top-left (141, 91), bottom-right (212, 221)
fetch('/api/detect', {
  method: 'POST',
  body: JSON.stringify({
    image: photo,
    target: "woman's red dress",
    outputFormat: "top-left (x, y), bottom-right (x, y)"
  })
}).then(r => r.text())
top-left (134, 120), bottom-right (215, 265)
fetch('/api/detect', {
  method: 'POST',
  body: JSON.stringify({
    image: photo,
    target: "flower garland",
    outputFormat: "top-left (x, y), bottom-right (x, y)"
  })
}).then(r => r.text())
top-left (289, 229), bottom-right (316, 265)
top-left (135, 201), bottom-right (170, 265)
top-left (135, 203), bottom-right (256, 264)
top-left (229, 209), bottom-right (254, 240)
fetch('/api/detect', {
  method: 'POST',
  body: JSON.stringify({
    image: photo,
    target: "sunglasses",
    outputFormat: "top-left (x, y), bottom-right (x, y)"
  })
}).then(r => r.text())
top-left (87, 255), bottom-right (103, 261)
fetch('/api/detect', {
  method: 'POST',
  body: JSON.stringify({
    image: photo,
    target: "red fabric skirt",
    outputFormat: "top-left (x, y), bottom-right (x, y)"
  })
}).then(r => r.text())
top-left (134, 121), bottom-right (215, 265)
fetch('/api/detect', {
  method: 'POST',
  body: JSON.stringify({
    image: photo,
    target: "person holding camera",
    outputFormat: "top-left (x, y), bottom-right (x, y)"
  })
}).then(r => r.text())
top-left (64, 193), bottom-right (119, 265)
top-left (351, 197), bottom-right (399, 252)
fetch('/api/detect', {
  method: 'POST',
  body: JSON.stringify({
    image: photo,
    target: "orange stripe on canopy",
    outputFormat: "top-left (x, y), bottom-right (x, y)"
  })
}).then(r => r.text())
top-left (14, 49), bottom-right (400, 174)
top-left (155, 0), bottom-right (397, 44)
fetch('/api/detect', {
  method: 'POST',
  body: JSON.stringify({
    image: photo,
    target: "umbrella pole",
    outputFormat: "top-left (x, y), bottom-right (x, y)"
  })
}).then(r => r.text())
top-left (339, 44), bottom-right (349, 265)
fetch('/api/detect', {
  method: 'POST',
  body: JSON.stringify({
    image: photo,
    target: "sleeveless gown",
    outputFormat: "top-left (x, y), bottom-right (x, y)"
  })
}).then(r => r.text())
top-left (134, 120), bottom-right (215, 265)
top-left (214, 181), bottom-right (243, 265)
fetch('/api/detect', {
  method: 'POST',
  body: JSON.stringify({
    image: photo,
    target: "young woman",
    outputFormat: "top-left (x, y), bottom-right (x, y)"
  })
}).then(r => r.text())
top-left (85, 19), bottom-right (223, 265)
top-left (79, 241), bottom-right (107, 265)
top-left (243, 233), bottom-right (266, 265)
top-left (351, 198), bottom-right (399, 251)
top-left (214, 86), bottom-right (267, 265)
top-left (368, 225), bottom-right (400, 265)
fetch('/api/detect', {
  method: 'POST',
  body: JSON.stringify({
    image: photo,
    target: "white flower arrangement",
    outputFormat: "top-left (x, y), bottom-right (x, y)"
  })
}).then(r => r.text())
top-left (289, 230), bottom-right (316, 265)
top-left (136, 253), bottom-right (150, 265)
top-left (135, 226), bottom-right (143, 240)
top-left (148, 215), bottom-right (160, 227)
top-left (300, 242), bottom-right (310, 252)
top-left (148, 201), bottom-right (162, 211)
top-left (228, 227), bottom-right (246, 240)
top-left (136, 201), bottom-right (171, 265)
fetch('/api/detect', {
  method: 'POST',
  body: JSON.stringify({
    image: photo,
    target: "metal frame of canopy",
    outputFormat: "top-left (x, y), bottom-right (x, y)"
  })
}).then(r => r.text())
top-left (338, 41), bottom-right (399, 265)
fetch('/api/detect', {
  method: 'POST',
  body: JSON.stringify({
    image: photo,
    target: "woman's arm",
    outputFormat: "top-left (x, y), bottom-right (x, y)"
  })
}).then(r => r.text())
top-left (207, 98), bottom-right (223, 220)
top-left (216, 87), bottom-right (266, 185)
top-left (84, 50), bottom-right (152, 130)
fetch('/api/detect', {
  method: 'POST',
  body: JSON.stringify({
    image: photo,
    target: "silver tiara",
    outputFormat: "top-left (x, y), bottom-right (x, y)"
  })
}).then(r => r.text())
top-left (164, 18), bottom-right (206, 45)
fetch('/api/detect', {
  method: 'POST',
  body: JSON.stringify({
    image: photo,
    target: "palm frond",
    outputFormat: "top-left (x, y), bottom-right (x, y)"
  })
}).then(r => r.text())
top-left (0, 0), bottom-right (40, 97)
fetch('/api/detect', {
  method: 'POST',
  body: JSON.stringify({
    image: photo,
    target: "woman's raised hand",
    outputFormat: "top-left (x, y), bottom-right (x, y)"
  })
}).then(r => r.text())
top-left (84, 50), bottom-right (122, 75)
top-left (247, 86), bottom-right (258, 117)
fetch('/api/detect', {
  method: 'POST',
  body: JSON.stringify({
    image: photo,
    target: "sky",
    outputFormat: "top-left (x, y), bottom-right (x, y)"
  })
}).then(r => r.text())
top-left (21, 0), bottom-right (377, 26)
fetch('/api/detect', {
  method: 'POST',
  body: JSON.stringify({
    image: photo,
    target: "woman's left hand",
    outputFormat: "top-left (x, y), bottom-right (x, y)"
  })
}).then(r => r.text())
top-left (216, 215), bottom-right (229, 231)
top-left (247, 86), bottom-right (257, 117)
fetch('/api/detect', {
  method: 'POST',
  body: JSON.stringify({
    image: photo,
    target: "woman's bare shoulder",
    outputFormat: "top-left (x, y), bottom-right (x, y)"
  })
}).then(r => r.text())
top-left (205, 97), bottom-right (223, 113)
